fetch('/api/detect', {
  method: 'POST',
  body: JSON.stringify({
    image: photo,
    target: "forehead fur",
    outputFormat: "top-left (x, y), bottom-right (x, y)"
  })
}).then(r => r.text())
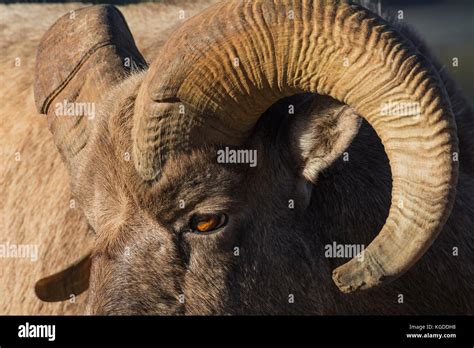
top-left (88, 71), bottom-right (249, 232)
top-left (147, 149), bottom-right (246, 224)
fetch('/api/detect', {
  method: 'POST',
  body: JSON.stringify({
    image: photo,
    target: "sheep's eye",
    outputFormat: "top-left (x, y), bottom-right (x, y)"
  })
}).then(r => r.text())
top-left (190, 213), bottom-right (227, 234)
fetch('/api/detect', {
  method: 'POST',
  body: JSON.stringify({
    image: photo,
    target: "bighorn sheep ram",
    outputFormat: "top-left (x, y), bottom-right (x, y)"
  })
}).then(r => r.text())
top-left (1, 0), bottom-right (473, 315)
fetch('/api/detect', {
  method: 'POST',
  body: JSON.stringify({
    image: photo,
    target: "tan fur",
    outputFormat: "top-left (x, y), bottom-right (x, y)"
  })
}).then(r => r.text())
top-left (2, 1), bottom-right (473, 316)
top-left (0, 0), bottom-right (219, 315)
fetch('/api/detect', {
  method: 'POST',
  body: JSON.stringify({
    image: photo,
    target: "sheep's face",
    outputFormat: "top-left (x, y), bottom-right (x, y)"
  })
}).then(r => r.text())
top-left (78, 86), bottom-right (321, 315)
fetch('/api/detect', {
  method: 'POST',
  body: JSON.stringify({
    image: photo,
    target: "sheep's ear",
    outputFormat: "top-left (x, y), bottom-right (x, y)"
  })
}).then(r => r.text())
top-left (35, 253), bottom-right (92, 302)
top-left (34, 5), bottom-right (146, 171)
top-left (289, 95), bottom-right (361, 183)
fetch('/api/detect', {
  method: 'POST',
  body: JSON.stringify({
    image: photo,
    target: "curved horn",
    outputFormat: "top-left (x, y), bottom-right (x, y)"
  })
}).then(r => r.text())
top-left (132, 0), bottom-right (458, 292)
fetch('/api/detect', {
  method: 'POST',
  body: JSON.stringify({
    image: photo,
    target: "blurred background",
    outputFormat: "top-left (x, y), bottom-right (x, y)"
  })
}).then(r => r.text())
top-left (382, 0), bottom-right (474, 100)
top-left (1, 0), bottom-right (473, 99)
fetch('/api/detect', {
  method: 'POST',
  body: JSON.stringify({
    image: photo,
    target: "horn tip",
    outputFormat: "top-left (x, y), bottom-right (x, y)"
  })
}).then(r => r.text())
top-left (332, 259), bottom-right (389, 294)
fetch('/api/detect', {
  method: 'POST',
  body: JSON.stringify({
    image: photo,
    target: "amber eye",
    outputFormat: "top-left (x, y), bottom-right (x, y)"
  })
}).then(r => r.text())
top-left (190, 213), bottom-right (227, 234)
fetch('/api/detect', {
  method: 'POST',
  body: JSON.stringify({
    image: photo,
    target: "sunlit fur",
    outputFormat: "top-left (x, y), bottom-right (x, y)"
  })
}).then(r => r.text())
top-left (0, 0), bottom-right (220, 315)
top-left (1, 1), bottom-right (473, 315)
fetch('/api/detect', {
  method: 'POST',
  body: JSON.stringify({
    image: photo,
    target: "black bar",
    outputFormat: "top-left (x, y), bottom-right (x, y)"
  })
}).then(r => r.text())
top-left (0, 316), bottom-right (472, 345)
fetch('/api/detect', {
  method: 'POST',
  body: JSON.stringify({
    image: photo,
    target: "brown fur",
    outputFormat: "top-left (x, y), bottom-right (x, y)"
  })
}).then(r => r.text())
top-left (0, 0), bottom-right (219, 315)
top-left (1, 1), bottom-right (473, 315)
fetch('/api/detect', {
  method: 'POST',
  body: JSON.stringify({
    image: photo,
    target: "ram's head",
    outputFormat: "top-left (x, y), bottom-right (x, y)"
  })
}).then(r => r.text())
top-left (34, 2), bottom-right (458, 314)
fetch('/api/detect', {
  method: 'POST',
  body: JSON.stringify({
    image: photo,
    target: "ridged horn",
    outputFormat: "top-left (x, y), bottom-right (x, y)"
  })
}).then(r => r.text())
top-left (132, 0), bottom-right (458, 293)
